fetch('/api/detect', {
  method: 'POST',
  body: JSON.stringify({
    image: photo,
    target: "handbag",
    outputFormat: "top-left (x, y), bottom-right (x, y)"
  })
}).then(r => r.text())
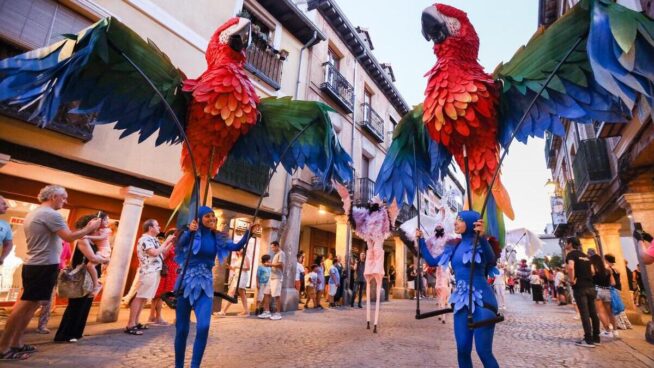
top-left (57, 263), bottom-right (93, 299)
top-left (160, 254), bottom-right (169, 277)
top-left (610, 287), bottom-right (625, 315)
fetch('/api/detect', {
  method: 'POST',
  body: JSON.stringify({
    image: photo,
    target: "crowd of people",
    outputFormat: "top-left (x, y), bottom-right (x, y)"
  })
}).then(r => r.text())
top-left (1, 185), bottom-right (654, 362)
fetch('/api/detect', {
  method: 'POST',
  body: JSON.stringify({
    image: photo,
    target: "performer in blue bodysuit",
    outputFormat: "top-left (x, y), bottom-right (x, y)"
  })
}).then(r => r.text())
top-left (174, 206), bottom-right (259, 368)
top-left (418, 210), bottom-right (499, 368)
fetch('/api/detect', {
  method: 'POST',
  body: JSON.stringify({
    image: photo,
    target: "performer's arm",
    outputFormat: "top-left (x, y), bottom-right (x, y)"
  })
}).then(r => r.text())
top-left (416, 230), bottom-right (442, 267)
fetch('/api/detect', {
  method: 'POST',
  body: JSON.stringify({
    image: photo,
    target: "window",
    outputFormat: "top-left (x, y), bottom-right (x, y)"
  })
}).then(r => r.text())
top-left (363, 89), bottom-right (372, 121)
top-left (239, 4), bottom-right (285, 89)
top-left (327, 47), bottom-right (340, 70)
top-left (361, 156), bottom-right (370, 179)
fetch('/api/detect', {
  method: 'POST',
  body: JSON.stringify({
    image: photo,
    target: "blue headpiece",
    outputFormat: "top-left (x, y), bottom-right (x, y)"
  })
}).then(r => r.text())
top-left (457, 210), bottom-right (481, 237)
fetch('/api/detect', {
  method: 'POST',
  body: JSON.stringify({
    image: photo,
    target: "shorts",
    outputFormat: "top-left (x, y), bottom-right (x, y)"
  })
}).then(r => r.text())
top-left (596, 287), bottom-right (612, 303)
top-left (136, 271), bottom-right (161, 299)
top-left (270, 278), bottom-right (282, 298)
top-left (328, 284), bottom-right (338, 296)
top-left (21, 264), bottom-right (59, 301)
top-left (306, 286), bottom-right (316, 300)
top-left (257, 283), bottom-right (271, 301)
top-left (427, 282), bottom-right (436, 288)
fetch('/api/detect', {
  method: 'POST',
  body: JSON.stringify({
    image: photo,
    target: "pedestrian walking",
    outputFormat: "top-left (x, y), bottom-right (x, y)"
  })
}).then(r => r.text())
top-left (328, 257), bottom-right (341, 307)
top-left (351, 252), bottom-right (366, 308)
top-left (314, 255), bottom-right (325, 309)
top-left (507, 275), bottom-right (516, 294)
top-left (269, 241), bottom-right (285, 319)
top-left (565, 237), bottom-right (601, 348)
top-left (590, 253), bottom-right (618, 338)
top-left (54, 215), bottom-right (109, 342)
top-left (516, 259), bottom-right (531, 294)
top-left (124, 219), bottom-right (174, 335)
top-left (0, 195), bottom-right (14, 267)
top-left (0, 185), bottom-right (100, 361)
top-left (304, 264), bottom-right (319, 309)
top-left (530, 270), bottom-right (545, 304)
top-left (149, 229), bottom-right (178, 325)
top-left (256, 254), bottom-right (272, 317)
top-left (604, 254), bottom-right (632, 330)
top-left (217, 249), bottom-right (251, 316)
top-left (494, 264), bottom-right (507, 309)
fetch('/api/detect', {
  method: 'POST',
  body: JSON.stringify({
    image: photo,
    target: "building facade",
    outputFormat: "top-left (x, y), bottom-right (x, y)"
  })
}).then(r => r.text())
top-left (0, 0), bottom-right (464, 315)
top-left (542, 0), bottom-right (654, 326)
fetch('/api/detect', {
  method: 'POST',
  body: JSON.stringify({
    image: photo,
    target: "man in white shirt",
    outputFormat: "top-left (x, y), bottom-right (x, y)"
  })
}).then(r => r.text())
top-left (269, 241), bottom-right (285, 320)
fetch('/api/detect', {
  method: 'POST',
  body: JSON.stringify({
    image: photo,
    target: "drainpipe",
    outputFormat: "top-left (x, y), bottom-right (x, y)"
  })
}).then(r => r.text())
top-left (280, 31), bottom-right (319, 229)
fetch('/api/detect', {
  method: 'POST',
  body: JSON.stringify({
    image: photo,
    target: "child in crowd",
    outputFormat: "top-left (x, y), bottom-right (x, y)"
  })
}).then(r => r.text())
top-left (507, 276), bottom-right (516, 294)
top-left (84, 212), bottom-right (112, 294)
top-left (256, 254), bottom-right (272, 317)
top-left (304, 264), bottom-right (319, 309)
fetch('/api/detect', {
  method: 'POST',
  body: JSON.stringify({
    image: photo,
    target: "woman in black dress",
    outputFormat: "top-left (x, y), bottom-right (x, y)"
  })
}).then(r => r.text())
top-left (54, 215), bottom-right (109, 343)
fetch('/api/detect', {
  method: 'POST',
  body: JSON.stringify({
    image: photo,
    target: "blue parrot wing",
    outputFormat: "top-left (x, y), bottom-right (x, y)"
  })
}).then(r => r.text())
top-left (0, 17), bottom-right (189, 146)
top-left (228, 97), bottom-right (353, 186)
top-left (493, 0), bottom-right (649, 149)
top-left (374, 104), bottom-right (452, 205)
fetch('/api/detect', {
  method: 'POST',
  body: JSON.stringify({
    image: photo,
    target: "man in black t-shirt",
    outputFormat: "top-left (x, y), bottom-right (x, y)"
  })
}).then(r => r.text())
top-left (565, 237), bottom-right (600, 348)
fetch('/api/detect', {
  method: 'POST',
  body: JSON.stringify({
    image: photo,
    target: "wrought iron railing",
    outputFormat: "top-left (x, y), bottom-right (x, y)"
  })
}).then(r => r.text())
top-left (353, 177), bottom-right (375, 205)
top-left (320, 62), bottom-right (354, 112)
top-left (563, 180), bottom-right (588, 222)
top-left (244, 37), bottom-right (285, 90)
top-left (572, 138), bottom-right (611, 202)
top-left (215, 156), bottom-right (269, 196)
top-left (359, 103), bottom-right (384, 143)
top-left (433, 181), bottom-right (444, 198)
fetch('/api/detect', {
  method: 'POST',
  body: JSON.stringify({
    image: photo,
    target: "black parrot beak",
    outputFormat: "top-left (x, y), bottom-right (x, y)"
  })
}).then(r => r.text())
top-left (229, 18), bottom-right (251, 52)
top-left (422, 6), bottom-right (449, 44)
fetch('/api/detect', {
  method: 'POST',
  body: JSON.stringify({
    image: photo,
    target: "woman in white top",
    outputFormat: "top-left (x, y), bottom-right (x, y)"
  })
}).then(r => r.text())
top-left (218, 250), bottom-right (251, 316)
top-left (529, 270), bottom-right (545, 304)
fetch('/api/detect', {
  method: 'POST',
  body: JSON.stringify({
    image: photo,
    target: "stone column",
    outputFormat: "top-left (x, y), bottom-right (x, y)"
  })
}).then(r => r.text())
top-left (97, 186), bottom-right (152, 322)
top-left (595, 223), bottom-right (643, 325)
top-left (580, 237), bottom-right (596, 254)
top-left (279, 190), bottom-right (308, 311)
top-left (620, 190), bottom-right (654, 339)
top-left (392, 236), bottom-right (408, 299)
top-left (334, 215), bottom-right (349, 258)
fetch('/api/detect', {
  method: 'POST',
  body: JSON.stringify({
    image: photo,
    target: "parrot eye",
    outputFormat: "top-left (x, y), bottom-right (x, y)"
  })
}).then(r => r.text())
top-left (444, 16), bottom-right (460, 36)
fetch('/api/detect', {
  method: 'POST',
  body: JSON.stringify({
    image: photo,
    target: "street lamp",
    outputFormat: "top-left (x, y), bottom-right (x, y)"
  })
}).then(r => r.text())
top-left (544, 178), bottom-right (557, 196)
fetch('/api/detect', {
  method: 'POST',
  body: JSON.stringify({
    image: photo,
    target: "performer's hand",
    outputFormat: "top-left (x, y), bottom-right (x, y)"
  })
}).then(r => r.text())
top-left (473, 219), bottom-right (484, 235)
top-left (416, 229), bottom-right (423, 238)
top-left (189, 220), bottom-right (199, 232)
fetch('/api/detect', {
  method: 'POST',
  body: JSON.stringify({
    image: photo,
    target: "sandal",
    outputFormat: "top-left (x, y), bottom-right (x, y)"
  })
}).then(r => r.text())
top-left (11, 344), bottom-right (37, 353)
top-left (124, 326), bottom-right (143, 335)
top-left (0, 349), bottom-right (30, 360)
top-left (135, 323), bottom-right (149, 330)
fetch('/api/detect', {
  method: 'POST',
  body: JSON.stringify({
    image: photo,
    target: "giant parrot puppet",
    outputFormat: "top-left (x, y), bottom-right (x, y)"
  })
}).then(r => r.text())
top-left (375, 0), bottom-right (654, 325)
top-left (0, 17), bottom-right (353, 303)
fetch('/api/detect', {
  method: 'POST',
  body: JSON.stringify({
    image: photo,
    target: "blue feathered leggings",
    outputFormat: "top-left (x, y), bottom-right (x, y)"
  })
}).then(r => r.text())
top-left (453, 307), bottom-right (499, 368)
top-left (175, 294), bottom-right (212, 368)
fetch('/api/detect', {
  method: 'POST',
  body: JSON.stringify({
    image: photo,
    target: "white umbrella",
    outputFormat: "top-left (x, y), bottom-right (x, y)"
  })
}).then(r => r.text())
top-left (505, 228), bottom-right (544, 258)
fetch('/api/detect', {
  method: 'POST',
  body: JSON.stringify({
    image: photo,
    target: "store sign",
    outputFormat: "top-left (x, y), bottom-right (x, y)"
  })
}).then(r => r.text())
top-left (550, 196), bottom-right (566, 225)
top-left (10, 217), bottom-right (24, 225)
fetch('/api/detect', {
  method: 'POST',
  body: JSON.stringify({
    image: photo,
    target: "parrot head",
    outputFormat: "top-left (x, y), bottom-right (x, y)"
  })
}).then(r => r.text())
top-left (421, 4), bottom-right (479, 60)
top-left (206, 17), bottom-right (252, 65)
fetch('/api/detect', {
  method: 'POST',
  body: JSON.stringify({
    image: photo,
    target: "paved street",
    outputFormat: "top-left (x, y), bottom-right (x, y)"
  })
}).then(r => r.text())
top-left (2, 292), bottom-right (653, 368)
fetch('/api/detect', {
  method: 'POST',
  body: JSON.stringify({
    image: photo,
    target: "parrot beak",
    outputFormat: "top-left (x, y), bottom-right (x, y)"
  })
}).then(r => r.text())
top-left (421, 6), bottom-right (449, 44)
top-left (228, 17), bottom-right (251, 52)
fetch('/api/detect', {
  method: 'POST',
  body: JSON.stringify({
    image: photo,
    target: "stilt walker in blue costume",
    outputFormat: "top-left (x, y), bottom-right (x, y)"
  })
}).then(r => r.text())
top-left (174, 206), bottom-right (259, 368)
top-left (417, 212), bottom-right (498, 368)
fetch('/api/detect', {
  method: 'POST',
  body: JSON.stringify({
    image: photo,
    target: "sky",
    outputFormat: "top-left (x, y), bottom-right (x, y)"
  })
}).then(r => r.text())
top-left (335, 0), bottom-right (552, 234)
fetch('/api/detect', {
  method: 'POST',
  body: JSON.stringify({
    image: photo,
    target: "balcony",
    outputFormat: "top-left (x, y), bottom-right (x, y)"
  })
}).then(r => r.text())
top-left (563, 180), bottom-right (588, 224)
top-left (359, 103), bottom-right (385, 143)
top-left (572, 138), bottom-right (612, 202)
top-left (594, 121), bottom-right (626, 139)
top-left (353, 177), bottom-right (375, 205)
top-left (320, 62), bottom-right (354, 112)
top-left (244, 37), bottom-right (285, 90)
top-left (433, 181), bottom-right (444, 198)
top-left (214, 156), bottom-right (269, 196)
top-left (447, 197), bottom-right (462, 212)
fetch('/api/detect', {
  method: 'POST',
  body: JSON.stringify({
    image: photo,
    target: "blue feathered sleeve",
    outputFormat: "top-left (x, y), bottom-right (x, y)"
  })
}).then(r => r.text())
top-left (175, 229), bottom-right (193, 265)
top-left (419, 238), bottom-right (454, 267)
top-left (480, 236), bottom-right (498, 276)
top-left (215, 230), bottom-right (250, 263)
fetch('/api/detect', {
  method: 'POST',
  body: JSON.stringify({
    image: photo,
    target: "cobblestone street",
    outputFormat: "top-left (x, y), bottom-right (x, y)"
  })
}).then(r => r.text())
top-left (2, 292), bottom-right (652, 368)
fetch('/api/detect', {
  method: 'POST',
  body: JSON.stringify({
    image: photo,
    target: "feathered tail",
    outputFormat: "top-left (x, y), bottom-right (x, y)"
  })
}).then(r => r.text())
top-left (470, 178), bottom-right (512, 247)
